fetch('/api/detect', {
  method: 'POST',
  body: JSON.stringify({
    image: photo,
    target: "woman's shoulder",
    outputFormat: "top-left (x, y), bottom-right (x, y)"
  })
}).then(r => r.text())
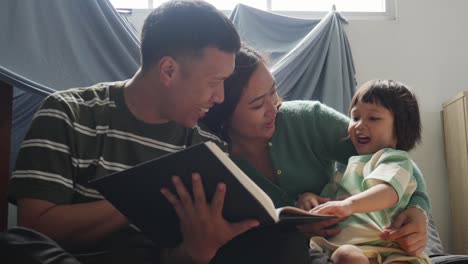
top-left (279, 100), bottom-right (346, 120)
top-left (280, 100), bottom-right (321, 109)
top-left (279, 100), bottom-right (325, 114)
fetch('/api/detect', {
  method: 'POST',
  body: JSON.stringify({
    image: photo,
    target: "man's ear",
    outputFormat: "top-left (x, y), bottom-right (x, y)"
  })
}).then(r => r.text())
top-left (159, 56), bottom-right (178, 86)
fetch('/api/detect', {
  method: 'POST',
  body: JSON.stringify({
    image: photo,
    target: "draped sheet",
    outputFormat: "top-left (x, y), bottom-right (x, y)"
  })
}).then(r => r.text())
top-left (1, 1), bottom-right (355, 174)
top-left (0, 0), bottom-right (140, 168)
top-left (230, 4), bottom-right (356, 113)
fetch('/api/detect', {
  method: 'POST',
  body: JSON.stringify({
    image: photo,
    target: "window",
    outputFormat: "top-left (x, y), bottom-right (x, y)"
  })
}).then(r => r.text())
top-left (110, 0), bottom-right (149, 9)
top-left (271, 0), bottom-right (385, 12)
top-left (110, 0), bottom-right (396, 20)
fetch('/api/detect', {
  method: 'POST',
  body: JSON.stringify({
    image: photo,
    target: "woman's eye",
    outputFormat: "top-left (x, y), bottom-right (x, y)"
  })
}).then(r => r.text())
top-left (369, 117), bottom-right (380, 121)
top-left (352, 117), bottom-right (359, 122)
top-left (252, 104), bottom-right (263, 110)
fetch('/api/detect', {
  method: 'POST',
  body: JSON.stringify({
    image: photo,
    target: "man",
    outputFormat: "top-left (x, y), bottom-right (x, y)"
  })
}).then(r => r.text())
top-left (6, 1), bottom-right (272, 263)
top-left (6, 1), bottom-right (318, 263)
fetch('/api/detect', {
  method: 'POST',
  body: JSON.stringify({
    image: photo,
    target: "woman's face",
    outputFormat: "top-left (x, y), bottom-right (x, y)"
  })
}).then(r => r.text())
top-left (228, 62), bottom-right (280, 142)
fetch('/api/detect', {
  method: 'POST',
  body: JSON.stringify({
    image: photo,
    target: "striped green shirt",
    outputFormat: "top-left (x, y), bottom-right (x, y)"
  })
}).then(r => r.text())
top-left (8, 81), bottom-right (225, 254)
top-left (321, 148), bottom-right (417, 246)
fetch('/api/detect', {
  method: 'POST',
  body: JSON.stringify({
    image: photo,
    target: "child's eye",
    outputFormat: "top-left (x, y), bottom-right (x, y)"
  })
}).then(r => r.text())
top-left (369, 117), bottom-right (381, 121)
top-left (352, 116), bottom-right (360, 122)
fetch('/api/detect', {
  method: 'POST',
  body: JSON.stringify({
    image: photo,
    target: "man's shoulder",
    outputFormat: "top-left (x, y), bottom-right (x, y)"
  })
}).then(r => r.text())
top-left (48, 81), bottom-right (124, 103)
top-left (40, 81), bottom-right (125, 114)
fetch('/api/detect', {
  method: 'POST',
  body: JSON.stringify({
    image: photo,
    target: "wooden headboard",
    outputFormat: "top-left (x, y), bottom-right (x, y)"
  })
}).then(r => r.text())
top-left (0, 80), bottom-right (13, 231)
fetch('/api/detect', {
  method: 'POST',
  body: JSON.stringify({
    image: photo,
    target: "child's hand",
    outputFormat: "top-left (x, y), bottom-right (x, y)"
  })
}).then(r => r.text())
top-left (296, 192), bottom-right (331, 211)
top-left (310, 200), bottom-right (353, 218)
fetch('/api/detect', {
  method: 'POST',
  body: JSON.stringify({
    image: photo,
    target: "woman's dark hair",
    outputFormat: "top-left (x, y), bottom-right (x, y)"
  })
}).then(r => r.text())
top-left (140, 0), bottom-right (241, 72)
top-left (202, 44), bottom-right (266, 143)
top-left (350, 80), bottom-right (421, 151)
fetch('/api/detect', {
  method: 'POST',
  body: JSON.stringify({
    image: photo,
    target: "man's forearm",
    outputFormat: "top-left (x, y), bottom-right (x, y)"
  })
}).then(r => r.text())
top-left (19, 199), bottom-right (128, 249)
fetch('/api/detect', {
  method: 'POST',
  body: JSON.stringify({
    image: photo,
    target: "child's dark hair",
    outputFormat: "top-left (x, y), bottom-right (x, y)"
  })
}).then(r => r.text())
top-left (350, 80), bottom-right (421, 151)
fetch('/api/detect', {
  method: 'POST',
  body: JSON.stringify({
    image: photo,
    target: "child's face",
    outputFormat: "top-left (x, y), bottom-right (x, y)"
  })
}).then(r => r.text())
top-left (348, 101), bottom-right (397, 155)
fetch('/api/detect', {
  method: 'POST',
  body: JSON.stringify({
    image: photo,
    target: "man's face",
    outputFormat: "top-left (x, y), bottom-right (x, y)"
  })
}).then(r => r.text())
top-left (162, 47), bottom-right (235, 128)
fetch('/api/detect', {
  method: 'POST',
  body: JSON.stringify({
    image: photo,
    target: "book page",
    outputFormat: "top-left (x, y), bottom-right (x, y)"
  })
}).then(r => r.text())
top-left (276, 206), bottom-right (332, 217)
top-left (206, 142), bottom-right (278, 221)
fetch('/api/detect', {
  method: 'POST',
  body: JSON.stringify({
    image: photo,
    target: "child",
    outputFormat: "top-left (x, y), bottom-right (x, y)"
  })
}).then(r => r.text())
top-left (298, 80), bottom-right (431, 264)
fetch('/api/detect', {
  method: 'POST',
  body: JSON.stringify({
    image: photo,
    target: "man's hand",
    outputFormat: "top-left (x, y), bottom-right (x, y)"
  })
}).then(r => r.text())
top-left (296, 192), bottom-right (330, 211)
top-left (161, 173), bottom-right (259, 264)
top-left (381, 207), bottom-right (427, 256)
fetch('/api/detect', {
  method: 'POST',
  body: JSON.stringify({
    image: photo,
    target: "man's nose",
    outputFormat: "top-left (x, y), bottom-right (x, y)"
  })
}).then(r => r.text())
top-left (213, 85), bottom-right (224, 104)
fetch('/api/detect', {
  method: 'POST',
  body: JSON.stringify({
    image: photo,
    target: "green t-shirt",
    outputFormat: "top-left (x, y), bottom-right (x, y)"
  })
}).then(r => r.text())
top-left (322, 148), bottom-right (417, 245)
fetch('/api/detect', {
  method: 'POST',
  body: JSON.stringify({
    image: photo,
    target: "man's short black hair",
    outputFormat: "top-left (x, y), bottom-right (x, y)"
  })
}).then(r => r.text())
top-left (140, 0), bottom-right (241, 72)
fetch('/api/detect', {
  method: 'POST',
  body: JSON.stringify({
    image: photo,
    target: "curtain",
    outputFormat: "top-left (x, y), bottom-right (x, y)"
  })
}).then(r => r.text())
top-left (1, 1), bottom-right (356, 169)
top-left (230, 4), bottom-right (356, 114)
top-left (0, 0), bottom-right (140, 167)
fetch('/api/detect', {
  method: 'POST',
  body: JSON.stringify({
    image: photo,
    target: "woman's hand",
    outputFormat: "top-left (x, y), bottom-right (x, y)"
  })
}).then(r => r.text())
top-left (297, 217), bottom-right (343, 239)
top-left (381, 207), bottom-right (428, 256)
top-left (161, 173), bottom-right (259, 263)
top-left (296, 192), bottom-right (330, 211)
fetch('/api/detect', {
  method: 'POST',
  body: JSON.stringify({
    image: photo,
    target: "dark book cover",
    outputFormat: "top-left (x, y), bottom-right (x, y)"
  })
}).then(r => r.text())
top-left (89, 142), bottom-right (276, 247)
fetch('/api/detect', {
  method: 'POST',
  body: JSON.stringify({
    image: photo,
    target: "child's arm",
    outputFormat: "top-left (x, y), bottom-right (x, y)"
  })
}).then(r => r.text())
top-left (296, 192), bottom-right (331, 211)
top-left (311, 182), bottom-right (398, 218)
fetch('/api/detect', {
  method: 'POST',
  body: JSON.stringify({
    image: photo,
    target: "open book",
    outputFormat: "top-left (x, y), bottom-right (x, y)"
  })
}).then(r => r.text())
top-left (90, 141), bottom-right (333, 246)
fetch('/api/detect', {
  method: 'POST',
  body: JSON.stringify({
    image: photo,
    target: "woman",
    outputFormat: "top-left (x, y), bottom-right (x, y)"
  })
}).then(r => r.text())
top-left (202, 45), bottom-right (430, 257)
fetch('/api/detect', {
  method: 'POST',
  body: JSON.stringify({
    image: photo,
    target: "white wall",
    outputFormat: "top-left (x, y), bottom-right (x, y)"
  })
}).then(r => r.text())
top-left (346, 0), bottom-right (468, 252)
